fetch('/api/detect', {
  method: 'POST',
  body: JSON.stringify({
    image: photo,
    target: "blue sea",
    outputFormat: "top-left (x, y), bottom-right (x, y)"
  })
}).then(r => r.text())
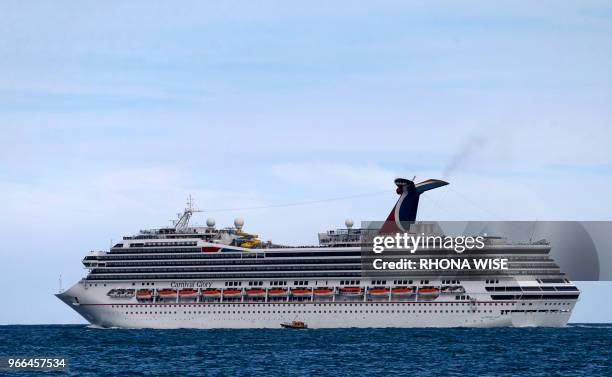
top-left (0, 325), bottom-right (611, 376)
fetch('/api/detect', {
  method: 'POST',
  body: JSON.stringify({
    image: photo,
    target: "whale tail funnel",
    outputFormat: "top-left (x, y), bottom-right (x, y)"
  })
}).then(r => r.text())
top-left (380, 178), bottom-right (448, 233)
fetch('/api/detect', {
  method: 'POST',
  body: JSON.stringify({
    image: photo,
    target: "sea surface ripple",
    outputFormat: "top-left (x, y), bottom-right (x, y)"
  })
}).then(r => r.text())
top-left (0, 324), bottom-right (611, 376)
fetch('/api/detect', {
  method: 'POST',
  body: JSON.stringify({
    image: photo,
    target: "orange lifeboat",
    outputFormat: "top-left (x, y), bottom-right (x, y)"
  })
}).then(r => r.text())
top-left (368, 287), bottom-right (390, 296)
top-left (418, 287), bottom-right (440, 296)
top-left (136, 289), bottom-right (152, 300)
top-left (223, 288), bottom-right (242, 296)
top-left (391, 287), bottom-right (413, 295)
top-left (268, 288), bottom-right (289, 297)
top-left (340, 287), bottom-right (362, 296)
top-left (313, 288), bottom-right (334, 297)
top-left (245, 288), bottom-right (266, 297)
top-left (202, 289), bottom-right (222, 297)
top-left (157, 289), bottom-right (178, 297)
top-left (179, 289), bottom-right (199, 298)
top-left (291, 288), bottom-right (312, 297)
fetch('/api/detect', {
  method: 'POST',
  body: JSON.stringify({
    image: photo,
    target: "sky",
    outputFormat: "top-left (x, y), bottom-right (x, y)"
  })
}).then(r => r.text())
top-left (1, 1), bottom-right (612, 324)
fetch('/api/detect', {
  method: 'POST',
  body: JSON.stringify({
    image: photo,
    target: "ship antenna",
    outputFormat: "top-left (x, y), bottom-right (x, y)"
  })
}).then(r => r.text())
top-left (58, 273), bottom-right (62, 293)
top-left (175, 194), bottom-right (204, 232)
top-left (529, 219), bottom-right (538, 243)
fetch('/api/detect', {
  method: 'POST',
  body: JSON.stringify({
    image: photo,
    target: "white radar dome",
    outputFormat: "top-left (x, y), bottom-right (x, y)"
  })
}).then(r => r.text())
top-left (206, 218), bottom-right (216, 228)
top-left (234, 217), bottom-right (244, 229)
top-left (345, 219), bottom-right (354, 229)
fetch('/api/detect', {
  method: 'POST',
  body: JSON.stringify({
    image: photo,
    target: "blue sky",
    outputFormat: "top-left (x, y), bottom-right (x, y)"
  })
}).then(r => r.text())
top-left (1, 1), bottom-right (612, 324)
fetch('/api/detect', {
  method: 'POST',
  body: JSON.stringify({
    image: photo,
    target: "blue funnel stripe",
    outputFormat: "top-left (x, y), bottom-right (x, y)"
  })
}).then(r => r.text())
top-left (380, 178), bottom-right (448, 234)
top-left (394, 178), bottom-right (448, 227)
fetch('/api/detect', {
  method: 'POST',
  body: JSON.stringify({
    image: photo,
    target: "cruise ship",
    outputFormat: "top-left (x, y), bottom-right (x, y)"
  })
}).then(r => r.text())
top-left (56, 178), bottom-right (579, 328)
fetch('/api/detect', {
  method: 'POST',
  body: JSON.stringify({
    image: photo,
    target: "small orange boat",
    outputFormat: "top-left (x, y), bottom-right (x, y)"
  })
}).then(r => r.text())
top-left (136, 289), bottom-right (152, 299)
top-left (158, 289), bottom-right (178, 296)
top-left (223, 289), bottom-right (242, 296)
top-left (179, 289), bottom-right (198, 298)
top-left (202, 289), bottom-right (222, 297)
top-left (268, 288), bottom-right (289, 297)
top-left (368, 287), bottom-right (390, 295)
top-left (391, 287), bottom-right (413, 295)
top-left (418, 287), bottom-right (440, 295)
top-left (291, 288), bottom-right (312, 297)
top-left (340, 287), bottom-right (362, 295)
top-left (313, 288), bottom-right (334, 297)
top-left (245, 288), bottom-right (266, 297)
top-left (281, 320), bottom-right (308, 329)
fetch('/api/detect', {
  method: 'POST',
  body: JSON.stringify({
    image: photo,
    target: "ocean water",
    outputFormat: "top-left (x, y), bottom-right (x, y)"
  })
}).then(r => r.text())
top-left (0, 325), bottom-right (611, 377)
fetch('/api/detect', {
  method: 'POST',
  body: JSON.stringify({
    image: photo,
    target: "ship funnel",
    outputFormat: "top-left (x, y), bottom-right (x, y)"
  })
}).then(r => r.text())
top-left (381, 178), bottom-right (448, 233)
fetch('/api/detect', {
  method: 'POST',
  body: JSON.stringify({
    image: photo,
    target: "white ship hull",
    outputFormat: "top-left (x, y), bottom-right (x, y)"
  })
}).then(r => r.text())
top-left (57, 281), bottom-right (576, 329)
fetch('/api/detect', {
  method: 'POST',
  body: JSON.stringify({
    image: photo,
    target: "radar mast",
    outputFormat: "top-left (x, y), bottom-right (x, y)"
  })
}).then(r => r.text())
top-left (174, 195), bottom-right (203, 232)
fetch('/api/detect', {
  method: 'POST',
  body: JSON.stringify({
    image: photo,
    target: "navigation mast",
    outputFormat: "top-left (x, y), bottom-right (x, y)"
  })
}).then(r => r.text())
top-left (174, 195), bottom-right (203, 232)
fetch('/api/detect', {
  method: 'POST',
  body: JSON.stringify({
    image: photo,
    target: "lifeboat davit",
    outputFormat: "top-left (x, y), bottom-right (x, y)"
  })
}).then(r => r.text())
top-left (157, 289), bottom-right (178, 297)
top-left (179, 289), bottom-right (199, 298)
top-left (222, 289), bottom-right (242, 297)
top-left (368, 287), bottom-right (390, 296)
top-left (418, 287), bottom-right (440, 296)
top-left (313, 288), bottom-right (334, 297)
top-left (391, 287), bottom-right (413, 295)
top-left (340, 287), bottom-right (362, 296)
top-left (267, 288), bottom-right (289, 297)
top-left (202, 289), bottom-right (222, 297)
top-left (245, 288), bottom-right (266, 297)
top-left (291, 288), bottom-right (312, 297)
top-left (136, 289), bottom-right (152, 300)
